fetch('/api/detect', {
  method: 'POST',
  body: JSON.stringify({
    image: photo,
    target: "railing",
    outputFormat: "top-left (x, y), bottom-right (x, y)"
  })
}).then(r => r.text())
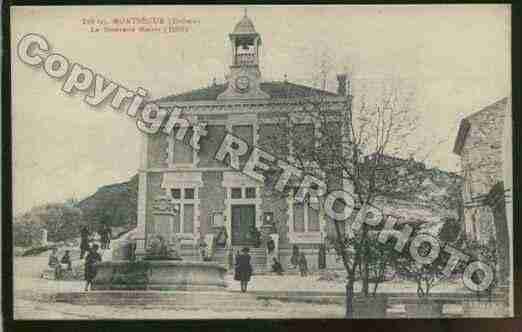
top-left (235, 53), bottom-right (257, 66)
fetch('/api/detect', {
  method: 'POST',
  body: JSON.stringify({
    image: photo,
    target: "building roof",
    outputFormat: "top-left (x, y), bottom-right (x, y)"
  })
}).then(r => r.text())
top-left (232, 14), bottom-right (257, 35)
top-left (453, 97), bottom-right (508, 155)
top-left (154, 81), bottom-right (339, 103)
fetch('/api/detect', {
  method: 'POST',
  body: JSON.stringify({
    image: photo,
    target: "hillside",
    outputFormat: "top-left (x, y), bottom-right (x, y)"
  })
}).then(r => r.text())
top-left (15, 157), bottom-right (461, 247)
top-left (76, 174), bottom-right (139, 232)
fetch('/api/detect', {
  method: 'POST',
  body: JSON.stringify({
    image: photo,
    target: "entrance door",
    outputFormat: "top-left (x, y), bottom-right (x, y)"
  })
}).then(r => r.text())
top-left (231, 205), bottom-right (256, 245)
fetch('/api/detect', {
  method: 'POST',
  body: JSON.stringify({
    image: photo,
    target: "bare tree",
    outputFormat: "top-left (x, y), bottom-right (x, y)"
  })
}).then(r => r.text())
top-left (257, 71), bottom-right (457, 317)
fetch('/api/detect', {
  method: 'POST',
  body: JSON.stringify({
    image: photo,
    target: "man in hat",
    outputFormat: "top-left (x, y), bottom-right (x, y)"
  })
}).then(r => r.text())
top-left (235, 247), bottom-right (253, 292)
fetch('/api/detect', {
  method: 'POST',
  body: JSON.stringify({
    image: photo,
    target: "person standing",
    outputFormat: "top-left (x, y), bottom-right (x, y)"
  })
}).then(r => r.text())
top-left (196, 232), bottom-right (208, 261)
top-left (84, 244), bottom-right (102, 291)
top-left (128, 229), bottom-right (137, 262)
top-left (271, 257), bottom-right (284, 275)
top-left (235, 247), bottom-right (253, 293)
top-left (104, 224), bottom-right (112, 249)
top-left (60, 250), bottom-right (72, 271)
top-left (99, 225), bottom-right (106, 249)
top-left (318, 243), bottom-right (326, 270)
top-left (48, 248), bottom-right (62, 279)
top-left (298, 252), bottom-right (308, 277)
top-left (290, 245), bottom-right (300, 269)
top-left (80, 226), bottom-right (90, 259)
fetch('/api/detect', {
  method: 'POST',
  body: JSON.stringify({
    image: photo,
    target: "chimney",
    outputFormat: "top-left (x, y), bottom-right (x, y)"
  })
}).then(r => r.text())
top-left (336, 74), bottom-right (347, 96)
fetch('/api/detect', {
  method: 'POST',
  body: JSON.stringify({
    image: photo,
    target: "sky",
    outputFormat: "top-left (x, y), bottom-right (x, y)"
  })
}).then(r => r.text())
top-left (11, 5), bottom-right (510, 214)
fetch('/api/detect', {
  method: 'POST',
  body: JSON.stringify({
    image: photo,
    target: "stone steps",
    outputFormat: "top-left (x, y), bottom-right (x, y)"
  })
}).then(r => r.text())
top-left (213, 247), bottom-right (268, 273)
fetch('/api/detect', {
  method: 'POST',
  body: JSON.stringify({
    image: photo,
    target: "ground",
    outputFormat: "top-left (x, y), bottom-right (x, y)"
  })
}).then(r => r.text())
top-left (12, 253), bottom-right (488, 319)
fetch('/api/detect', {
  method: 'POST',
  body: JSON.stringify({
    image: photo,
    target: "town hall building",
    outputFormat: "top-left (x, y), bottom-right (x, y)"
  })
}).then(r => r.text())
top-left (133, 13), bottom-right (351, 270)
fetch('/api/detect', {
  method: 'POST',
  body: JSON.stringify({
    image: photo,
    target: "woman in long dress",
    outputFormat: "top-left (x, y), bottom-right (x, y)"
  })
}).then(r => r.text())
top-left (235, 247), bottom-right (253, 292)
top-left (84, 244), bottom-right (102, 291)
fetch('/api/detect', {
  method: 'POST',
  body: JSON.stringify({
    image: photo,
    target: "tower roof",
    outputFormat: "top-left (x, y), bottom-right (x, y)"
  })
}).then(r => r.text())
top-left (232, 13), bottom-right (257, 35)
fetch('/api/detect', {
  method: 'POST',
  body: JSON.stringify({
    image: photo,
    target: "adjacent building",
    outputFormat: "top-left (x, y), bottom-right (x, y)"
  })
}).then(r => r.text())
top-left (453, 97), bottom-right (510, 285)
top-left (453, 97), bottom-right (508, 243)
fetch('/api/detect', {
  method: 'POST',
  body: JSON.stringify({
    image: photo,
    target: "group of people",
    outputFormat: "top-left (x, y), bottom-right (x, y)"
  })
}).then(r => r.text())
top-left (47, 241), bottom-right (101, 291)
top-left (234, 244), bottom-right (310, 293)
top-left (47, 248), bottom-right (72, 280)
top-left (48, 225), bottom-right (105, 291)
top-left (80, 224), bottom-right (112, 258)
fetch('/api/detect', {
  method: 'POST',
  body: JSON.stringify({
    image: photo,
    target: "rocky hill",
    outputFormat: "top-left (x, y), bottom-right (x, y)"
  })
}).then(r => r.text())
top-left (76, 174), bottom-right (139, 233)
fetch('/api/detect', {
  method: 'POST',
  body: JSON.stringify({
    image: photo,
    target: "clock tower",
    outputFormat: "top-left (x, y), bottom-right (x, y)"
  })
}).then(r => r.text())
top-left (218, 11), bottom-right (270, 100)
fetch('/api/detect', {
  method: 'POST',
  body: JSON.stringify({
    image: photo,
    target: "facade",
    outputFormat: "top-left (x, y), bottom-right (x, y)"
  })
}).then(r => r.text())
top-left (453, 97), bottom-right (508, 244)
top-left (133, 14), bottom-right (350, 269)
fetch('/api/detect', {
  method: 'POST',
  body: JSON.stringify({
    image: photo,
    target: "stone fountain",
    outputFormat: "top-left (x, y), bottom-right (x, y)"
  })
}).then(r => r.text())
top-left (92, 232), bottom-right (227, 291)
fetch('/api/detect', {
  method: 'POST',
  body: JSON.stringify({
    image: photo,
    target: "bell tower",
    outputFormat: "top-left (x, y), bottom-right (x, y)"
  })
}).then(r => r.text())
top-left (218, 10), bottom-right (269, 100)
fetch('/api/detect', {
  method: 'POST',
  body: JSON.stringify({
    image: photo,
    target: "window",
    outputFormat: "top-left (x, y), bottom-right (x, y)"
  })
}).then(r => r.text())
top-left (183, 204), bottom-right (194, 233)
top-left (292, 198), bottom-right (321, 233)
top-left (231, 188), bottom-right (242, 199)
top-left (259, 124), bottom-right (288, 157)
top-left (172, 127), bottom-right (194, 164)
top-left (293, 123), bottom-right (314, 158)
top-left (199, 125), bottom-right (226, 167)
top-left (169, 188), bottom-right (196, 234)
top-left (172, 207), bottom-right (181, 233)
top-left (293, 203), bottom-right (305, 232)
top-left (233, 125), bottom-right (253, 165)
top-left (184, 188), bottom-right (195, 199)
top-left (245, 187), bottom-right (256, 198)
top-left (171, 189), bottom-right (181, 199)
top-left (308, 205), bottom-right (320, 231)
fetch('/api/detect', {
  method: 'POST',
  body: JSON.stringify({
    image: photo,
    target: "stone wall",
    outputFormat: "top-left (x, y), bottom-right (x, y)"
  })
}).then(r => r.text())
top-left (460, 98), bottom-right (507, 243)
top-left (461, 99), bottom-right (507, 195)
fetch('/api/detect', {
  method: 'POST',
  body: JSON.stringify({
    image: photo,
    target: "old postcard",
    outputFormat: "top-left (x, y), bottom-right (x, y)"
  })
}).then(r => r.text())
top-left (10, 5), bottom-right (512, 319)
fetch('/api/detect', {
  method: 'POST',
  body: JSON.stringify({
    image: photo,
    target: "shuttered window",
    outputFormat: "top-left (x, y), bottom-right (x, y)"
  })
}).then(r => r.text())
top-left (308, 205), bottom-right (320, 231)
top-left (293, 203), bottom-right (305, 232)
top-left (233, 125), bottom-right (253, 165)
top-left (172, 210), bottom-right (181, 233)
top-left (199, 125), bottom-right (226, 167)
top-left (173, 127), bottom-right (194, 164)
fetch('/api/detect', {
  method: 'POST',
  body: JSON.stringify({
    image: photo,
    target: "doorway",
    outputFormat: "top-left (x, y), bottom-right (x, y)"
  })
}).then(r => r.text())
top-left (231, 205), bottom-right (256, 245)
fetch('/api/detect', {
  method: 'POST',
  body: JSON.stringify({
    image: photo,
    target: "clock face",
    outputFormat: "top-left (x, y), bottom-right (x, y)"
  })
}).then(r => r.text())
top-left (235, 76), bottom-right (250, 93)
